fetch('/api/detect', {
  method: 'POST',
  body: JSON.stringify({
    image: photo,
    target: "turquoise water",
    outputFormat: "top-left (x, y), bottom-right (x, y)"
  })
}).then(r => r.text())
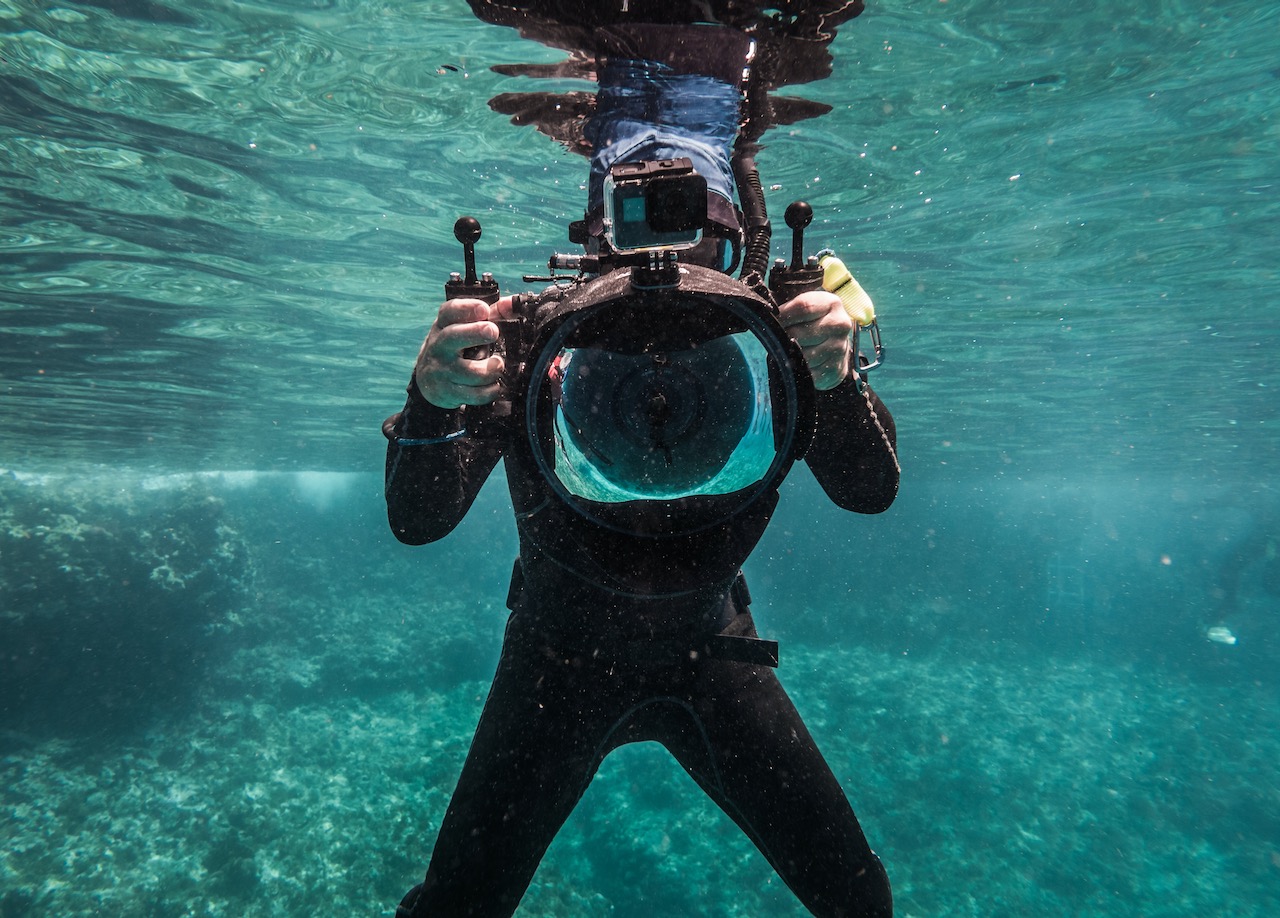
top-left (2, 1), bottom-right (1279, 916)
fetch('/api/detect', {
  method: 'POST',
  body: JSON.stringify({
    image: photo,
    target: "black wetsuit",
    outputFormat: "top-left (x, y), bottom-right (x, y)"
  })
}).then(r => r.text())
top-left (384, 365), bottom-right (899, 917)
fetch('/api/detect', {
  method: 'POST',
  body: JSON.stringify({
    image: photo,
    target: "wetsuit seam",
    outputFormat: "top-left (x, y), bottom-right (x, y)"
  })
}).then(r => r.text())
top-left (588, 695), bottom-right (723, 792)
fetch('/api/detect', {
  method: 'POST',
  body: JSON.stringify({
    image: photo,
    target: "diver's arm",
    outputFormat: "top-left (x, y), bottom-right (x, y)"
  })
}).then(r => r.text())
top-left (806, 377), bottom-right (900, 514)
top-left (382, 298), bottom-right (510, 544)
top-left (779, 290), bottom-right (899, 512)
top-left (382, 386), bottom-right (504, 544)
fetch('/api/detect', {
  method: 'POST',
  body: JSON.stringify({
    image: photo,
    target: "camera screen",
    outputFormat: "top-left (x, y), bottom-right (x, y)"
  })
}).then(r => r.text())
top-left (622, 195), bottom-right (648, 223)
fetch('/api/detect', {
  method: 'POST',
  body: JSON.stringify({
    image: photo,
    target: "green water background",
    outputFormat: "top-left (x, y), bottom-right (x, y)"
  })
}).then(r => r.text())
top-left (2, 0), bottom-right (1279, 915)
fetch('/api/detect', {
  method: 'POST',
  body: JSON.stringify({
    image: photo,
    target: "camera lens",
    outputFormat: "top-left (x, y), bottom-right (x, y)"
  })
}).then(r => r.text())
top-left (523, 278), bottom-right (812, 534)
top-left (557, 336), bottom-right (751, 495)
top-left (645, 174), bottom-right (707, 233)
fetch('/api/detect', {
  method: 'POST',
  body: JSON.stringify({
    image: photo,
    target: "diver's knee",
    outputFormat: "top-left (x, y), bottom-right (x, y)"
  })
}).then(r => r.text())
top-left (395, 882), bottom-right (423, 918)
top-left (848, 852), bottom-right (893, 918)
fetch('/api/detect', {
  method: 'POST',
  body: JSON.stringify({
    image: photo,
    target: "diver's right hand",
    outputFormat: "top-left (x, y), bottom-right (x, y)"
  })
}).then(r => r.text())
top-left (413, 297), bottom-right (514, 409)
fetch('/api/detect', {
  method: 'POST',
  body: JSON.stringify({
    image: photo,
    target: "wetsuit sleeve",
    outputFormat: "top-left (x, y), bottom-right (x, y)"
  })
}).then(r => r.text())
top-left (382, 378), bottom-right (504, 545)
top-left (804, 376), bottom-right (899, 514)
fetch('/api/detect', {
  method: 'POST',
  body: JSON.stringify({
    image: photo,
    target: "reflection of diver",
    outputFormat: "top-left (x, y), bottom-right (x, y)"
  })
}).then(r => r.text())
top-left (384, 5), bottom-right (898, 916)
top-left (475, 0), bottom-right (867, 203)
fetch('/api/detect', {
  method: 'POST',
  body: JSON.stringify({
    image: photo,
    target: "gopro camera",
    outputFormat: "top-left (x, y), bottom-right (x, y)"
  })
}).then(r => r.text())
top-left (602, 158), bottom-right (708, 253)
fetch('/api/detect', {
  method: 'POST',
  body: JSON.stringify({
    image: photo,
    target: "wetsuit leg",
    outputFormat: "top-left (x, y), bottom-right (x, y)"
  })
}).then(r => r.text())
top-left (404, 612), bottom-right (619, 918)
top-left (657, 620), bottom-right (893, 917)
top-left (402, 606), bottom-right (889, 918)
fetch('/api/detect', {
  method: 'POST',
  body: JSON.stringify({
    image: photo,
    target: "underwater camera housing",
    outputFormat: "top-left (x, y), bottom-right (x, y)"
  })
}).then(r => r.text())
top-left (519, 264), bottom-right (816, 535)
top-left (437, 156), bottom-right (862, 535)
top-left (602, 157), bottom-right (707, 253)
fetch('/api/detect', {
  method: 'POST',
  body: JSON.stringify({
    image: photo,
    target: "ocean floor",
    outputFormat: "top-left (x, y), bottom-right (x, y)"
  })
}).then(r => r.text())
top-left (3, 626), bottom-right (1278, 917)
top-left (2, 472), bottom-right (1276, 916)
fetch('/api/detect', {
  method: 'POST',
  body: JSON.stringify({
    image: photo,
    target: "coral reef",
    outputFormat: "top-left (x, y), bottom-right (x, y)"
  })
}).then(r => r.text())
top-left (2, 641), bottom-right (1279, 917)
top-left (0, 474), bottom-right (251, 733)
top-left (2, 473), bottom-right (1278, 915)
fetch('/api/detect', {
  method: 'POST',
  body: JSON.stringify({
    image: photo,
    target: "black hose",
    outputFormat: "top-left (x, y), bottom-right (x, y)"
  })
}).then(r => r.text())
top-left (732, 154), bottom-right (772, 286)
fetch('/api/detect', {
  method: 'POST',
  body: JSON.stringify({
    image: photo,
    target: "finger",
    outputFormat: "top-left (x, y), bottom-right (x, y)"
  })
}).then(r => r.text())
top-left (491, 295), bottom-right (517, 321)
top-left (436, 298), bottom-right (494, 327)
top-left (441, 353), bottom-right (504, 388)
top-left (417, 378), bottom-right (504, 409)
top-left (808, 349), bottom-right (851, 390)
top-left (788, 315), bottom-right (852, 349)
top-left (451, 380), bottom-right (505, 406)
top-left (803, 342), bottom-right (848, 372)
top-left (448, 353), bottom-right (506, 405)
top-left (813, 367), bottom-right (848, 391)
top-left (416, 355), bottom-right (505, 408)
top-left (778, 291), bottom-right (840, 327)
top-left (434, 320), bottom-right (500, 354)
top-left (787, 320), bottom-right (828, 348)
top-left (778, 302), bottom-right (825, 329)
top-left (414, 350), bottom-right (504, 404)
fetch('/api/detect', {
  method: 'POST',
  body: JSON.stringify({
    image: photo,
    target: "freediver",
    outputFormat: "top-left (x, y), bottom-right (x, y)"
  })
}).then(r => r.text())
top-left (384, 2), bottom-right (898, 914)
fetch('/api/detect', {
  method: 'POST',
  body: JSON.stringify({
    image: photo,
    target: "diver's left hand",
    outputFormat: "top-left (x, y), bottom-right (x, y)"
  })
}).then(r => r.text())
top-left (778, 290), bottom-right (853, 390)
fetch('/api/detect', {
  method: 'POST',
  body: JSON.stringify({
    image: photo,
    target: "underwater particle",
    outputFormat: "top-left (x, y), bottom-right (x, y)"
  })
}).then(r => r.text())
top-left (1206, 625), bottom-right (1237, 646)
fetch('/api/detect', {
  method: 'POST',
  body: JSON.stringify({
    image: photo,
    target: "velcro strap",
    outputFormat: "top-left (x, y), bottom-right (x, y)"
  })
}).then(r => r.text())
top-left (704, 633), bottom-right (779, 667)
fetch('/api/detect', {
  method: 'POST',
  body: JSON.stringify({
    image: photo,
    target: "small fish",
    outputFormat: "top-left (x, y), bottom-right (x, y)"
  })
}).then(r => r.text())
top-left (1206, 625), bottom-right (1238, 646)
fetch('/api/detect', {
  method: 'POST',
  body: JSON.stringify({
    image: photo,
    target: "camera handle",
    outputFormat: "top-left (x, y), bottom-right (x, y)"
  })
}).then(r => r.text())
top-left (446, 217), bottom-right (501, 364)
top-left (445, 216), bottom-right (499, 302)
top-left (446, 216), bottom-right (498, 353)
top-left (767, 201), bottom-right (825, 304)
top-left (443, 216), bottom-right (520, 425)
